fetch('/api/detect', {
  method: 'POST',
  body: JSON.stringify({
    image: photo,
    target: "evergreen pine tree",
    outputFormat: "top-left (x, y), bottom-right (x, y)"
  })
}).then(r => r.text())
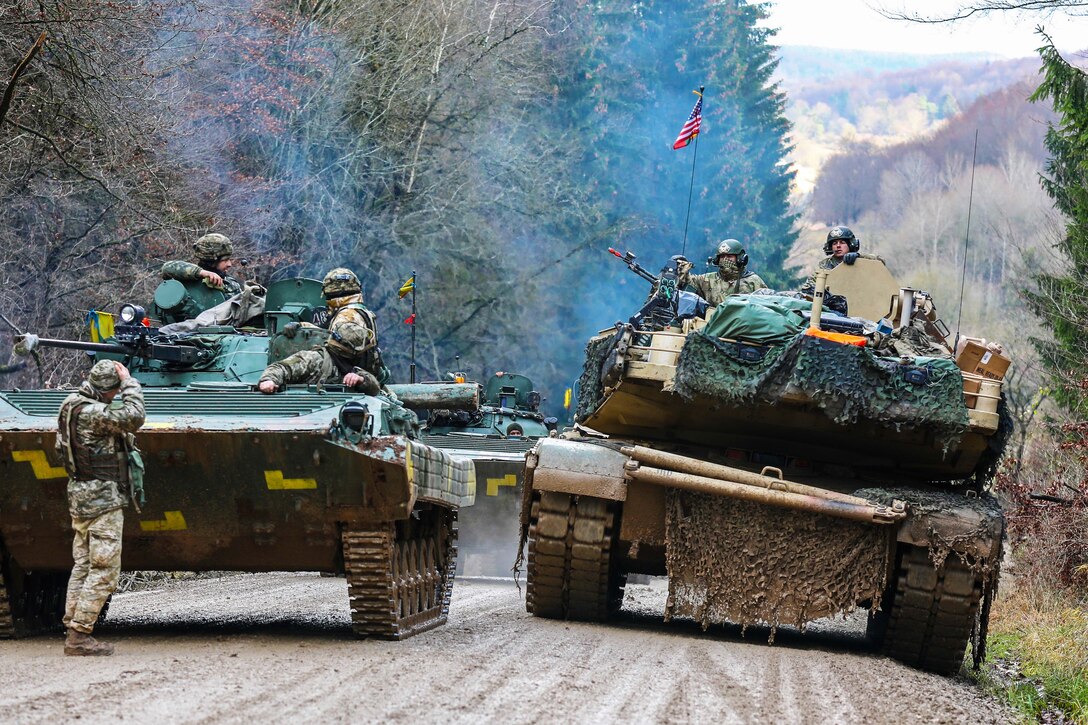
top-left (1024, 37), bottom-right (1088, 415)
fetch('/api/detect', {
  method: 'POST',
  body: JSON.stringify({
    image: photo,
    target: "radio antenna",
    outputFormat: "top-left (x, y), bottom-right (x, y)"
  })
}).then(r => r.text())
top-left (954, 129), bottom-right (979, 353)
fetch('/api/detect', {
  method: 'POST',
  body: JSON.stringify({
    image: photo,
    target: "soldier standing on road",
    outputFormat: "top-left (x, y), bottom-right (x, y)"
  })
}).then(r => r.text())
top-left (801, 226), bottom-right (880, 295)
top-left (161, 233), bottom-right (243, 297)
top-left (686, 239), bottom-right (768, 306)
top-left (258, 268), bottom-right (389, 394)
top-left (56, 360), bottom-right (145, 656)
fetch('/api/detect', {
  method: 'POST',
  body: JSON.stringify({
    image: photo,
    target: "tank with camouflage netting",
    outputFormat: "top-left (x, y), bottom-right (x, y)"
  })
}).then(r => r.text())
top-left (0, 275), bottom-right (479, 640)
top-left (517, 257), bottom-right (1009, 676)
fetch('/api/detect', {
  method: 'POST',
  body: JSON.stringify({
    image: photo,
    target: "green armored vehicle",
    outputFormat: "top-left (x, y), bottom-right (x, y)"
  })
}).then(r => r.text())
top-left (520, 258), bottom-right (1008, 675)
top-left (0, 277), bottom-right (477, 640)
top-left (421, 372), bottom-right (557, 576)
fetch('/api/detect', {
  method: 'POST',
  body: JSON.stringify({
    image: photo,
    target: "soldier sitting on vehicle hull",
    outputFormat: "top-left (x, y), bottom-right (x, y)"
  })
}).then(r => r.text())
top-left (161, 232), bottom-right (243, 299)
top-left (686, 239), bottom-right (768, 306)
top-left (56, 360), bottom-right (145, 656)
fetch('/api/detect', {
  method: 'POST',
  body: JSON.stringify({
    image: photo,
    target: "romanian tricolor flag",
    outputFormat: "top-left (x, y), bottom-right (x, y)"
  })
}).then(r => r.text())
top-left (398, 276), bottom-right (415, 299)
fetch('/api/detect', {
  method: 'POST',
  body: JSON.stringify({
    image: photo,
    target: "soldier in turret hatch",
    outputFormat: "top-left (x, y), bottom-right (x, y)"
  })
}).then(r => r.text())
top-left (257, 268), bottom-right (390, 394)
top-left (161, 232), bottom-right (243, 298)
top-left (801, 226), bottom-right (880, 296)
top-left (686, 238), bottom-right (768, 306)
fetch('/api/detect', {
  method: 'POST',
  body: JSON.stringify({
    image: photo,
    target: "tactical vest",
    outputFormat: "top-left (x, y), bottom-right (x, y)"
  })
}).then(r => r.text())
top-left (330, 303), bottom-right (390, 383)
top-left (57, 400), bottom-right (128, 484)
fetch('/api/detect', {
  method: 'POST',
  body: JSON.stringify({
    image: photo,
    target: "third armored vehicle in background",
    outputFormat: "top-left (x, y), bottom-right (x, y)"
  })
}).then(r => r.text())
top-left (520, 258), bottom-right (1008, 675)
top-left (422, 372), bottom-right (557, 575)
top-left (1, 276), bottom-right (478, 640)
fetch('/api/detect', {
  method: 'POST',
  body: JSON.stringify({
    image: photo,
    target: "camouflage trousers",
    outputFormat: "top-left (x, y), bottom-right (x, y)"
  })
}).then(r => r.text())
top-left (63, 507), bottom-right (123, 634)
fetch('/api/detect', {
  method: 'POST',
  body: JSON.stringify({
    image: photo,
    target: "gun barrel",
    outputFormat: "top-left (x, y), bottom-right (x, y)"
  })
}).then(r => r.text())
top-left (15, 334), bottom-right (128, 356)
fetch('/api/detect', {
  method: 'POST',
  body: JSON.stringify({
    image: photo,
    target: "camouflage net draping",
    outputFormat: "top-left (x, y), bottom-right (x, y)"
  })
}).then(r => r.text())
top-left (670, 332), bottom-right (970, 451)
top-left (574, 333), bottom-right (616, 422)
top-left (664, 490), bottom-right (889, 639)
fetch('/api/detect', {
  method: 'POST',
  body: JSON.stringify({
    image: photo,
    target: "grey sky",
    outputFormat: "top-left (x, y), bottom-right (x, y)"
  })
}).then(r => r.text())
top-left (762, 0), bottom-right (1088, 57)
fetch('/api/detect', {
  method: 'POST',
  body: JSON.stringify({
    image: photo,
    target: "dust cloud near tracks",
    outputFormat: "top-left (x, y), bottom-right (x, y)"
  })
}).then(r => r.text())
top-left (0, 574), bottom-right (1012, 724)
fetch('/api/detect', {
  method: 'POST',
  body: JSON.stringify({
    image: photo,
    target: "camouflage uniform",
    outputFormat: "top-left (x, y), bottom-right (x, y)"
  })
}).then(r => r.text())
top-left (161, 260), bottom-right (243, 297)
top-left (258, 348), bottom-right (380, 394)
top-left (687, 266), bottom-right (768, 306)
top-left (161, 233), bottom-right (242, 297)
top-left (56, 365), bottom-right (145, 636)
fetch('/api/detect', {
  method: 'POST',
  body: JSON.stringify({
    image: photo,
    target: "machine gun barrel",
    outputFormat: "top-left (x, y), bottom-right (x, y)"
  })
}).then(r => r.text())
top-left (14, 332), bottom-right (205, 365)
top-left (608, 247), bottom-right (657, 284)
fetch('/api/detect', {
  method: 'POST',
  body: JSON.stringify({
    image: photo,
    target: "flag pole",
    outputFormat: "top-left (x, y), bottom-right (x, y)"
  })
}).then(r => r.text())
top-left (680, 86), bottom-right (704, 258)
top-left (410, 268), bottom-right (417, 383)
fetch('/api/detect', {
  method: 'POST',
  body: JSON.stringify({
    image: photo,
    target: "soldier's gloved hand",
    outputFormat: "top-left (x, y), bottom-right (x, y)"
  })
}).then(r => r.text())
top-left (282, 321), bottom-right (301, 339)
top-left (844, 252), bottom-right (859, 265)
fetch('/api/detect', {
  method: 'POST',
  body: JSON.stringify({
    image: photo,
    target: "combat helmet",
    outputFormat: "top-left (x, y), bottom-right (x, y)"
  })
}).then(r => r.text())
top-left (87, 360), bottom-right (122, 393)
top-left (193, 233), bottom-right (233, 264)
top-left (712, 238), bottom-right (749, 270)
top-left (326, 321), bottom-right (371, 358)
top-left (824, 226), bottom-right (860, 255)
top-left (322, 268), bottom-right (361, 299)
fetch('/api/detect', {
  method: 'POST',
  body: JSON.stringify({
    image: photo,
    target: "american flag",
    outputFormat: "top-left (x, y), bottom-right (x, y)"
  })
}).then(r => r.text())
top-left (672, 91), bottom-right (703, 150)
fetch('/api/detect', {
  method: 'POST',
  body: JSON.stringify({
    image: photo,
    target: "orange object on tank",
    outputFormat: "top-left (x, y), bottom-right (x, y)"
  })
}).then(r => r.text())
top-left (804, 327), bottom-right (867, 347)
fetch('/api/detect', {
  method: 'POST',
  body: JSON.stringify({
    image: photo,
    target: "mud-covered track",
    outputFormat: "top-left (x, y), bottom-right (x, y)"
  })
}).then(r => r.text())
top-left (526, 491), bottom-right (624, 620)
top-left (344, 506), bottom-right (457, 640)
top-left (877, 546), bottom-right (982, 675)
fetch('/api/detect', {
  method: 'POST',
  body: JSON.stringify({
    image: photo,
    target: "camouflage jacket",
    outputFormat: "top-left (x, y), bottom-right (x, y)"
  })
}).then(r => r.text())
top-left (259, 348), bottom-right (379, 392)
top-left (687, 269), bottom-right (768, 306)
top-left (801, 253), bottom-right (882, 295)
top-left (326, 295), bottom-right (376, 348)
top-left (56, 378), bottom-right (145, 519)
top-left (161, 260), bottom-right (243, 297)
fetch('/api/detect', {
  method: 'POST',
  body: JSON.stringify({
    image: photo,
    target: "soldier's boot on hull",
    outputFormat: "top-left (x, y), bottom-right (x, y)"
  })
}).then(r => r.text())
top-left (64, 630), bottom-right (114, 656)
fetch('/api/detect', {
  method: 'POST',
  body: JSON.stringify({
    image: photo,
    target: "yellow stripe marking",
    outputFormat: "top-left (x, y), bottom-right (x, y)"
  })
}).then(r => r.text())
top-left (264, 470), bottom-right (317, 490)
top-left (486, 474), bottom-right (517, 497)
top-left (11, 450), bottom-right (67, 480)
top-left (140, 511), bottom-right (187, 532)
top-left (142, 422), bottom-right (174, 429)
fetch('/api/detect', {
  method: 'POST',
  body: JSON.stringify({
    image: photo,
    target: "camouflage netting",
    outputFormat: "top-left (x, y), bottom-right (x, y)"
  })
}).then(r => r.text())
top-left (664, 490), bottom-right (889, 639)
top-left (854, 487), bottom-right (1003, 580)
top-left (671, 332), bottom-right (970, 451)
top-left (575, 333), bottom-right (616, 422)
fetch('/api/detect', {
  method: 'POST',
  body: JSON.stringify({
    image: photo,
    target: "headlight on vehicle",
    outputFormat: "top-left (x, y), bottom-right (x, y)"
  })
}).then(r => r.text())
top-left (119, 304), bottom-right (146, 324)
top-left (340, 400), bottom-right (371, 433)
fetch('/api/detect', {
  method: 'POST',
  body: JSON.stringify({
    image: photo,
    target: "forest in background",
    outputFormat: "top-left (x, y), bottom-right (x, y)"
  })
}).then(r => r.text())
top-left (0, 0), bottom-right (796, 410)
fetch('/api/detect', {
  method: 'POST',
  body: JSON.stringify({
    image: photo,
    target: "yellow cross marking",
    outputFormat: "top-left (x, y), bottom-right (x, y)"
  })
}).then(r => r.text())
top-left (264, 470), bottom-right (317, 490)
top-left (11, 450), bottom-right (67, 479)
top-left (140, 511), bottom-right (187, 532)
top-left (486, 474), bottom-right (518, 497)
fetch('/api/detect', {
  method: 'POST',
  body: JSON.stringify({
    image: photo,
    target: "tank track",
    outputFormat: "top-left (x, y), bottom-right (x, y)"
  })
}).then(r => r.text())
top-left (526, 491), bottom-right (625, 620)
top-left (342, 506), bottom-right (457, 640)
top-left (876, 545), bottom-right (982, 675)
top-left (0, 543), bottom-right (68, 638)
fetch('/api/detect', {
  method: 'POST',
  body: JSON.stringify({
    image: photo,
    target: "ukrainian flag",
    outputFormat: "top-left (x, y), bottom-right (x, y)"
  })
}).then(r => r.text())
top-left (398, 276), bottom-right (415, 299)
top-left (86, 310), bottom-right (115, 342)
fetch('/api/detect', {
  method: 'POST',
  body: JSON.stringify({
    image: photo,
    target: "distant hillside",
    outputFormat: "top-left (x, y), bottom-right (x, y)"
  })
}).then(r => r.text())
top-left (775, 47), bottom-right (1042, 194)
top-left (775, 45), bottom-right (1005, 90)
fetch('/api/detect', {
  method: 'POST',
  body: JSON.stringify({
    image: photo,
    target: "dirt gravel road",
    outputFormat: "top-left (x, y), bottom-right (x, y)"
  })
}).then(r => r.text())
top-left (0, 573), bottom-right (1014, 724)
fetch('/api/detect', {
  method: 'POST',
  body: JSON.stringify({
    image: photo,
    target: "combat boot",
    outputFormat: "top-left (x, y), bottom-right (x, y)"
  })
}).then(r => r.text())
top-left (64, 629), bottom-right (114, 656)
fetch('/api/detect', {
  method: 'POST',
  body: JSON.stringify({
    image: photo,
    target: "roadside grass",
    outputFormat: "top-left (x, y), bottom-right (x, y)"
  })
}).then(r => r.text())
top-left (975, 586), bottom-right (1088, 723)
